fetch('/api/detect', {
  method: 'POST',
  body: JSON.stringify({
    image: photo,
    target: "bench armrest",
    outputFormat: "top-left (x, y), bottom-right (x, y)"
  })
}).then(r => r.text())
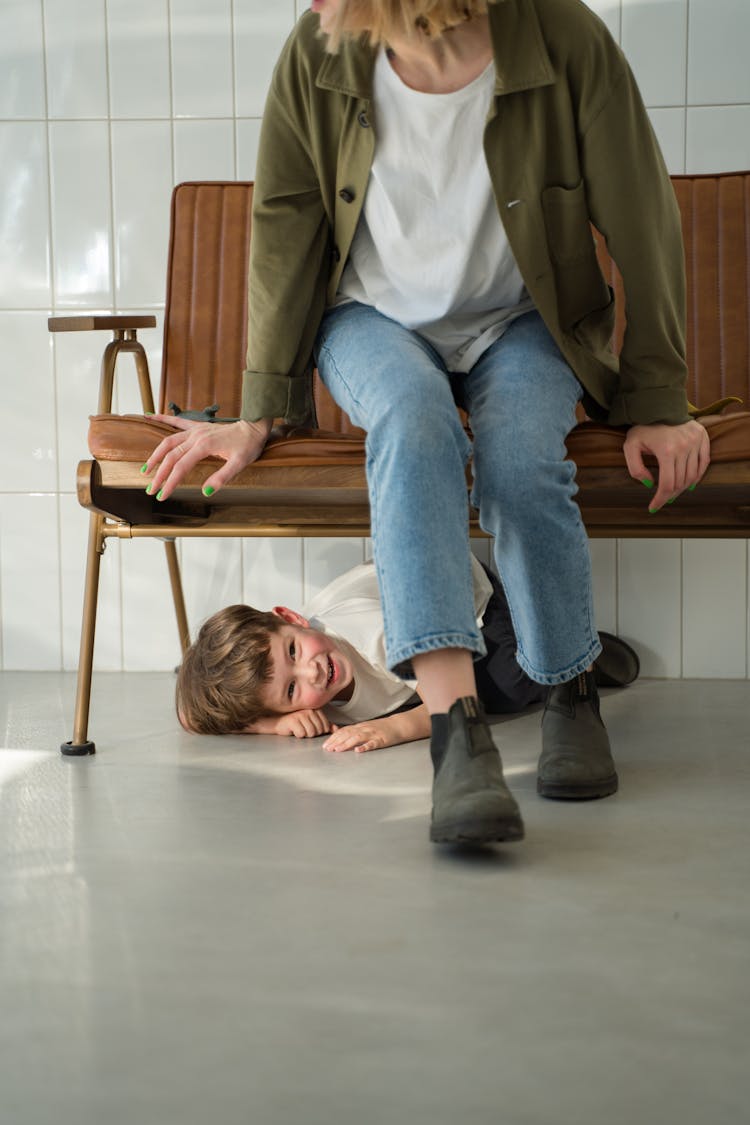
top-left (48, 315), bottom-right (157, 333)
top-left (48, 315), bottom-right (159, 414)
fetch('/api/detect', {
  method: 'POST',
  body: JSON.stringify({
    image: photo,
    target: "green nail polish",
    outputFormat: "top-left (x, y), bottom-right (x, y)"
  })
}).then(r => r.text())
top-left (140, 463), bottom-right (149, 474)
top-left (688, 484), bottom-right (697, 492)
top-left (641, 478), bottom-right (655, 488)
top-left (203, 485), bottom-right (215, 497)
top-left (145, 484), bottom-right (154, 495)
top-left (156, 489), bottom-right (164, 501)
top-left (667, 498), bottom-right (676, 505)
top-left (648, 507), bottom-right (657, 514)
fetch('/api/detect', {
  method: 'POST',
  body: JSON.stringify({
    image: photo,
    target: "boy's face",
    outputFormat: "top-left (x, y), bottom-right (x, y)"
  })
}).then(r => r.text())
top-left (260, 608), bottom-right (355, 714)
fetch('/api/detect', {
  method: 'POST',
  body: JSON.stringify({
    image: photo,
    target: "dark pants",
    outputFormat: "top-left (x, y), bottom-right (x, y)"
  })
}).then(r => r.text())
top-left (474, 566), bottom-right (548, 714)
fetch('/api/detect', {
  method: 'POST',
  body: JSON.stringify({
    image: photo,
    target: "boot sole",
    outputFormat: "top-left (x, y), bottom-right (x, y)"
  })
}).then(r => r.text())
top-left (536, 773), bottom-right (619, 800)
top-left (430, 816), bottom-right (525, 844)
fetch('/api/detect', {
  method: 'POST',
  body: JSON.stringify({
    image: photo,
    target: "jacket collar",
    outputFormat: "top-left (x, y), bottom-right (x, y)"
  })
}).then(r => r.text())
top-left (315, 0), bottom-right (555, 100)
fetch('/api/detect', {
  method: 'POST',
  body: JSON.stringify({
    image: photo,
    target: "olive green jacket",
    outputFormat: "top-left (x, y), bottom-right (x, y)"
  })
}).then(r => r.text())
top-left (243, 0), bottom-right (690, 428)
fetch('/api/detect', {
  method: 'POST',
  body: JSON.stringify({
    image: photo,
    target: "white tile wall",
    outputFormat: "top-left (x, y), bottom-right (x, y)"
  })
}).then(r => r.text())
top-left (111, 121), bottom-right (174, 306)
top-left (242, 539), bottom-right (305, 614)
top-left (43, 0), bottom-right (109, 120)
top-left (682, 540), bottom-right (748, 678)
top-left (646, 107), bottom-right (685, 175)
top-left (589, 538), bottom-right (618, 635)
top-left (0, 123), bottom-right (51, 307)
top-left (618, 539), bottom-right (683, 678)
top-left (233, 1), bottom-right (298, 117)
top-left (0, 0), bottom-right (748, 680)
top-left (686, 106), bottom-right (750, 174)
top-left (687, 0), bottom-right (750, 106)
top-left (181, 538), bottom-right (244, 631)
top-left (0, 494), bottom-right (61, 670)
top-left (1, 313), bottom-right (57, 494)
top-left (0, 0), bottom-right (46, 119)
top-left (107, 0), bottom-right (172, 119)
top-left (173, 119), bottom-right (236, 183)
top-left (49, 121), bottom-right (112, 307)
top-left (171, 0), bottom-right (234, 119)
top-left (622, 0), bottom-right (687, 108)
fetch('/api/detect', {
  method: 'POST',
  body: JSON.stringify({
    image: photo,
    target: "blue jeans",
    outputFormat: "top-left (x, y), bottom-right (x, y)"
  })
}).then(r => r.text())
top-left (314, 303), bottom-right (602, 685)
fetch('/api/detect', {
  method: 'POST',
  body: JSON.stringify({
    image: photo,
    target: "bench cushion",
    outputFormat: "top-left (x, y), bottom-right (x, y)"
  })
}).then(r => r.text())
top-left (89, 411), bottom-right (750, 470)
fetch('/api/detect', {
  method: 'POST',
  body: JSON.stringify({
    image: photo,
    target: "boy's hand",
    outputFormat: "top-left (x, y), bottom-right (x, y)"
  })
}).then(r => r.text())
top-left (246, 711), bottom-right (338, 738)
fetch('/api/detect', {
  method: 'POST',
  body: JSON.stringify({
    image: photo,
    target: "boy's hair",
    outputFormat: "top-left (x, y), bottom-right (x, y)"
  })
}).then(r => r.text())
top-left (324, 0), bottom-right (489, 53)
top-left (175, 605), bottom-right (284, 735)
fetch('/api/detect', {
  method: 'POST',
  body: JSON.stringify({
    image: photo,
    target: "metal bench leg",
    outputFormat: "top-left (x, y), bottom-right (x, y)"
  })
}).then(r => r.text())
top-left (164, 539), bottom-right (190, 655)
top-left (62, 512), bottom-right (104, 756)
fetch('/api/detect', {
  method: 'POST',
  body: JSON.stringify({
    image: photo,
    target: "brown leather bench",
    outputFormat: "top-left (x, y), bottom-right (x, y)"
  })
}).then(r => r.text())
top-left (50, 173), bottom-right (750, 753)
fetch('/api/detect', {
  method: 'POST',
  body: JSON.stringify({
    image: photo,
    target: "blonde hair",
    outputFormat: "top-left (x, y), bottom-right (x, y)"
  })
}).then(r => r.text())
top-left (176, 605), bottom-right (284, 735)
top-left (325, 0), bottom-right (490, 52)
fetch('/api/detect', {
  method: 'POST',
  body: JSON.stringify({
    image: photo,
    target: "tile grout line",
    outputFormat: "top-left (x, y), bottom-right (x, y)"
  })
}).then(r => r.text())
top-left (40, 0), bottom-right (65, 671)
top-left (684, 0), bottom-right (690, 172)
top-left (230, 0), bottom-right (238, 179)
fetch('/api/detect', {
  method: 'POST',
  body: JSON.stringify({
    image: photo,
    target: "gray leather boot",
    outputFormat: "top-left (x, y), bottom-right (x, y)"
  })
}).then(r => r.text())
top-left (538, 671), bottom-right (618, 799)
top-left (430, 697), bottom-right (524, 844)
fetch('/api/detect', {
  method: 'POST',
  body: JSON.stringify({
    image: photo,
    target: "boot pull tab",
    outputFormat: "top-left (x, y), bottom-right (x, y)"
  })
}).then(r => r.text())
top-left (460, 696), bottom-right (480, 720)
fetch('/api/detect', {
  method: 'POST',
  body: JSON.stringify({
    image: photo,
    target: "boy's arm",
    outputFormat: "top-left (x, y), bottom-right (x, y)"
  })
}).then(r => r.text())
top-left (243, 710), bottom-right (339, 739)
top-left (322, 704), bottom-right (431, 754)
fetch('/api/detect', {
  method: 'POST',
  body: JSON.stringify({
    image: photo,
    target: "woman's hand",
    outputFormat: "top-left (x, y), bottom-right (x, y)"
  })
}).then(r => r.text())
top-left (142, 415), bottom-right (274, 501)
top-left (623, 419), bottom-right (710, 512)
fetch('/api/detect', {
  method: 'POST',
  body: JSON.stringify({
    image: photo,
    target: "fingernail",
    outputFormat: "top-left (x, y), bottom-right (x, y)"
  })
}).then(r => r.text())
top-left (667, 497), bottom-right (676, 505)
top-left (648, 507), bottom-right (657, 514)
top-left (145, 484), bottom-right (154, 495)
top-left (202, 485), bottom-right (215, 497)
top-left (641, 478), bottom-right (655, 488)
top-left (156, 489), bottom-right (164, 501)
top-left (144, 412), bottom-right (153, 417)
top-left (688, 484), bottom-right (697, 492)
top-left (140, 463), bottom-right (149, 474)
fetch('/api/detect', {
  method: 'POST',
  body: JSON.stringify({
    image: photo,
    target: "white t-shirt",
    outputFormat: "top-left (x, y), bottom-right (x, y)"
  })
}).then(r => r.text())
top-left (302, 557), bottom-right (493, 724)
top-left (337, 47), bottom-right (534, 372)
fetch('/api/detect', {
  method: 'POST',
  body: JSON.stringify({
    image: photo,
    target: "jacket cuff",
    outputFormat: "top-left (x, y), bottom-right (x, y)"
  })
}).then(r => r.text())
top-left (606, 385), bottom-right (691, 427)
top-left (241, 369), bottom-right (315, 427)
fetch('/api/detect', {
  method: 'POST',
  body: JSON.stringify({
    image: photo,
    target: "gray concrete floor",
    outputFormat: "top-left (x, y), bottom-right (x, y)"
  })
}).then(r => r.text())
top-left (0, 672), bottom-right (748, 1125)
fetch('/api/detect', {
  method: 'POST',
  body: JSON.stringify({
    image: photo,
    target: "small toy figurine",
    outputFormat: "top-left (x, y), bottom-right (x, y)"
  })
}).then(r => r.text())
top-left (168, 402), bottom-right (240, 423)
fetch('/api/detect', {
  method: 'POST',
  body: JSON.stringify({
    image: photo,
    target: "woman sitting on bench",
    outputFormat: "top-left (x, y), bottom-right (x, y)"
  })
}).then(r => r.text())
top-left (143, 1), bottom-right (709, 844)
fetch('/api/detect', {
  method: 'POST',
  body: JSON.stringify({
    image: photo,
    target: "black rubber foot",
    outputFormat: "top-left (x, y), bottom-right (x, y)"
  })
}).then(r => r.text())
top-left (61, 740), bottom-right (96, 757)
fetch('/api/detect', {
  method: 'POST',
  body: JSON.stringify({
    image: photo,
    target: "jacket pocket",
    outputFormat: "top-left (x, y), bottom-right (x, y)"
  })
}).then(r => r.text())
top-left (542, 181), bottom-right (612, 332)
top-left (542, 181), bottom-right (594, 264)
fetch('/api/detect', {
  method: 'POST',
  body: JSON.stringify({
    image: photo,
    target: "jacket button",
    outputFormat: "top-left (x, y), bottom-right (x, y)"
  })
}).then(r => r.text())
top-left (357, 111), bottom-right (370, 128)
top-left (332, 246), bottom-right (341, 263)
top-left (338, 188), bottom-right (355, 203)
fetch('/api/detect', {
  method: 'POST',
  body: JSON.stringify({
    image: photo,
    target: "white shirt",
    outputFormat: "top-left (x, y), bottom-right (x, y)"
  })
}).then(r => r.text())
top-left (303, 557), bottom-right (493, 724)
top-left (337, 47), bottom-right (534, 372)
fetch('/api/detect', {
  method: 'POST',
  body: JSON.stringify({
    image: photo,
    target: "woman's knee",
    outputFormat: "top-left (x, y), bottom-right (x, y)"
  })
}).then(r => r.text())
top-left (471, 445), bottom-right (577, 518)
top-left (368, 393), bottom-right (471, 467)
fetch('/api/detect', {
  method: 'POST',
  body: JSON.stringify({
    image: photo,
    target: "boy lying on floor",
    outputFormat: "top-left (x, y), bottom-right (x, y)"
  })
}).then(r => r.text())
top-left (176, 558), bottom-right (639, 754)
